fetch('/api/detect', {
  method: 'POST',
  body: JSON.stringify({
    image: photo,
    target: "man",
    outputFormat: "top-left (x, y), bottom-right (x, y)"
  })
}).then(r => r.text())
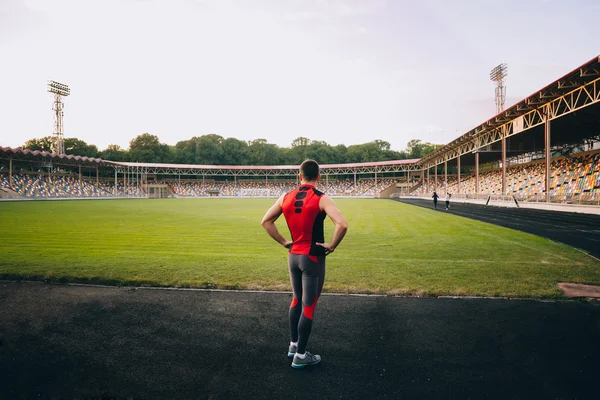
top-left (261, 159), bottom-right (348, 369)
top-left (445, 193), bottom-right (451, 210)
top-left (432, 191), bottom-right (439, 210)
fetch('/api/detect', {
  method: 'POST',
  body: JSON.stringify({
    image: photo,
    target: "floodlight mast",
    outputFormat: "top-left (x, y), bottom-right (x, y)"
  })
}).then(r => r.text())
top-left (47, 81), bottom-right (70, 155)
top-left (490, 63), bottom-right (507, 114)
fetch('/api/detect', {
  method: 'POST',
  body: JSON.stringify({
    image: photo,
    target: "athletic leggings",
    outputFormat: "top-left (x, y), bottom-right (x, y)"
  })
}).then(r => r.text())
top-left (288, 254), bottom-right (326, 354)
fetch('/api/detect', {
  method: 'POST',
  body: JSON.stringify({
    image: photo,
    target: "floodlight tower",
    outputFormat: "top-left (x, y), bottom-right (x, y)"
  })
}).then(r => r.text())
top-left (47, 81), bottom-right (70, 154)
top-left (490, 63), bottom-right (507, 114)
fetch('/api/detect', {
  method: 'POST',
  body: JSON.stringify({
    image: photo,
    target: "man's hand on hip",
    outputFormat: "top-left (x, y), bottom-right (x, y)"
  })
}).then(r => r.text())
top-left (316, 242), bottom-right (335, 255)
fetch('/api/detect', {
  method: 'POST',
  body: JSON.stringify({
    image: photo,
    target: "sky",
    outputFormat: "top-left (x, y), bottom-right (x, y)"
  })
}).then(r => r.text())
top-left (1, 0), bottom-right (598, 152)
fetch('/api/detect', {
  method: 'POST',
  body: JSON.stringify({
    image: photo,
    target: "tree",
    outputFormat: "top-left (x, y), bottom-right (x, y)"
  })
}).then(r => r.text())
top-left (64, 138), bottom-right (99, 158)
top-left (22, 137), bottom-right (54, 152)
top-left (333, 144), bottom-right (348, 163)
top-left (167, 145), bottom-right (178, 164)
top-left (174, 137), bottom-right (198, 164)
top-left (247, 139), bottom-right (281, 165)
top-left (195, 134), bottom-right (224, 164)
top-left (422, 142), bottom-right (444, 157)
top-left (345, 141), bottom-right (391, 163)
top-left (23, 134), bottom-right (438, 164)
top-left (100, 144), bottom-right (128, 161)
top-left (22, 136), bottom-right (100, 157)
top-left (306, 141), bottom-right (337, 164)
top-left (405, 139), bottom-right (442, 159)
top-left (129, 133), bottom-right (171, 163)
top-left (221, 138), bottom-right (248, 165)
top-left (373, 140), bottom-right (391, 152)
top-left (287, 137), bottom-right (312, 164)
top-left (385, 149), bottom-right (408, 160)
top-left (291, 137), bottom-right (311, 148)
top-left (406, 139), bottom-right (424, 158)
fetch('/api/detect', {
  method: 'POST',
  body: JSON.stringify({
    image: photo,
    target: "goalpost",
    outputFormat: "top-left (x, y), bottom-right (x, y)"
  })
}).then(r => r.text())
top-left (239, 188), bottom-right (271, 197)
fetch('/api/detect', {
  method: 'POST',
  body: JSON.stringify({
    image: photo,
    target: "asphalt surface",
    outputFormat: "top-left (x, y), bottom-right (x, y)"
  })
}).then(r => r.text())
top-left (1, 282), bottom-right (599, 400)
top-left (3, 200), bottom-right (600, 399)
top-left (393, 198), bottom-right (600, 259)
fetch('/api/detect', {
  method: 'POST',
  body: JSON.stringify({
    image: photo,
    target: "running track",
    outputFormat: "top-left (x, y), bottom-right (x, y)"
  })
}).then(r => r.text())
top-left (0, 282), bottom-right (599, 400)
top-left (393, 198), bottom-right (600, 259)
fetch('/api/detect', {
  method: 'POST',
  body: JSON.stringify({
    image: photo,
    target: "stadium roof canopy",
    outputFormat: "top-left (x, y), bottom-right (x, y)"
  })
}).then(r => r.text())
top-left (109, 159), bottom-right (422, 176)
top-left (419, 55), bottom-right (600, 168)
top-left (0, 146), bottom-right (106, 168)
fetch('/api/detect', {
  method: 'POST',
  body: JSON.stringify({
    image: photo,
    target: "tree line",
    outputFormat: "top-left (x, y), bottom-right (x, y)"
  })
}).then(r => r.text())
top-left (22, 134), bottom-right (443, 165)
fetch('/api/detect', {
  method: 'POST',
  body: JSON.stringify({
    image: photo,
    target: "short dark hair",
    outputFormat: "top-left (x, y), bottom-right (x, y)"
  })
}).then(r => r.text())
top-left (300, 159), bottom-right (319, 181)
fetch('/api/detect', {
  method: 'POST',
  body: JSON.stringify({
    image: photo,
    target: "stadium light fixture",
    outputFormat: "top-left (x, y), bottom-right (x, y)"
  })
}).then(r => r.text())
top-left (47, 80), bottom-right (70, 155)
top-left (48, 80), bottom-right (71, 97)
top-left (490, 64), bottom-right (507, 114)
top-left (490, 63), bottom-right (507, 81)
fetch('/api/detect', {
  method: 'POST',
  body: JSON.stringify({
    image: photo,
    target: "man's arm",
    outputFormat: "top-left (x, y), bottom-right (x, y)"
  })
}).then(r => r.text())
top-left (261, 195), bottom-right (292, 248)
top-left (316, 195), bottom-right (348, 255)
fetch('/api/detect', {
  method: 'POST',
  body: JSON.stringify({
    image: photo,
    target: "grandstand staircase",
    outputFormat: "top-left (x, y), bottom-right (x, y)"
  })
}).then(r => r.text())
top-left (409, 181), bottom-right (423, 194)
top-left (0, 187), bottom-right (21, 199)
top-left (379, 183), bottom-right (398, 199)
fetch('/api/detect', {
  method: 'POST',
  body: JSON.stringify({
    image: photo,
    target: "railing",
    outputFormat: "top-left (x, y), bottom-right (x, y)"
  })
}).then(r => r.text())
top-left (409, 191), bottom-right (600, 207)
top-left (519, 194), bottom-right (600, 206)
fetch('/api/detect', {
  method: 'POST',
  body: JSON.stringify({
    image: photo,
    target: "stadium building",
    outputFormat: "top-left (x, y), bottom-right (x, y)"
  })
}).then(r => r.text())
top-left (1, 56), bottom-right (599, 205)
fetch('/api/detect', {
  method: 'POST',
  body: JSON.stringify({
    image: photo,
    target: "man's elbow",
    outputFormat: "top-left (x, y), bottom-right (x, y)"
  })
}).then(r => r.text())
top-left (339, 220), bottom-right (349, 232)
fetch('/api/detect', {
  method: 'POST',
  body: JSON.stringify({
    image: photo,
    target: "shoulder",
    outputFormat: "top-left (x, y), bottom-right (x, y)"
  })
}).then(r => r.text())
top-left (318, 193), bottom-right (335, 209)
top-left (311, 187), bottom-right (324, 197)
top-left (283, 187), bottom-right (298, 199)
top-left (276, 193), bottom-right (287, 207)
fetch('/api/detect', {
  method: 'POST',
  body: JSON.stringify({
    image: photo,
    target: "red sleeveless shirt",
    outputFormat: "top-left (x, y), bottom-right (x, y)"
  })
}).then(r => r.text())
top-left (281, 184), bottom-right (326, 256)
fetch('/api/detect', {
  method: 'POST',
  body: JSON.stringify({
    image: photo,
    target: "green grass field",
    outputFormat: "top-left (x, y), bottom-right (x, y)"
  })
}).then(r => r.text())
top-left (1, 198), bottom-right (599, 298)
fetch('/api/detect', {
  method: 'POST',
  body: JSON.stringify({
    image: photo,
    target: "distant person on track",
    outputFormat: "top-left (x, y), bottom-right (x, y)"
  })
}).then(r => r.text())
top-left (445, 193), bottom-right (451, 210)
top-left (432, 191), bottom-right (439, 210)
top-left (261, 159), bottom-right (348, 369)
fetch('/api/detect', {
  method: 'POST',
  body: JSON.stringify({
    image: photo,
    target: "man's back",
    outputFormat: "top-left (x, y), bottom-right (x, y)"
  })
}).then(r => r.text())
top-left (281, 184), bottom-right (326, 256)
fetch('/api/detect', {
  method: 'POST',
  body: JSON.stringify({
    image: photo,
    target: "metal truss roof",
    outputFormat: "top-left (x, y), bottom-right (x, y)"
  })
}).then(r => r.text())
top-left (419, 55), bottom-right (600, 168)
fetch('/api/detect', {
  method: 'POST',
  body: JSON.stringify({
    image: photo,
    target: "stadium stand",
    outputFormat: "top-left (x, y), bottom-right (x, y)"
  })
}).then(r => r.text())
top-left (0, 173), bottom-right (399, 199)
top-left (1, 151), bottom-right (598, 202)
top-left (161, 178), bottom-right (398, 197)
top-left (3, 151), bottom-right (599, 202)
top-left (0, 173), bottom-right (140, 198)
top-left (412, 151), bottom-right (600, 202)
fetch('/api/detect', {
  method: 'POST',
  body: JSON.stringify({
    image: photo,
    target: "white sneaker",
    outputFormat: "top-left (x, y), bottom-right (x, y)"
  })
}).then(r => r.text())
top-left (288, 343), bottom-right (297, 358)
top-left (291, 351), bottom-right (321, 368)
